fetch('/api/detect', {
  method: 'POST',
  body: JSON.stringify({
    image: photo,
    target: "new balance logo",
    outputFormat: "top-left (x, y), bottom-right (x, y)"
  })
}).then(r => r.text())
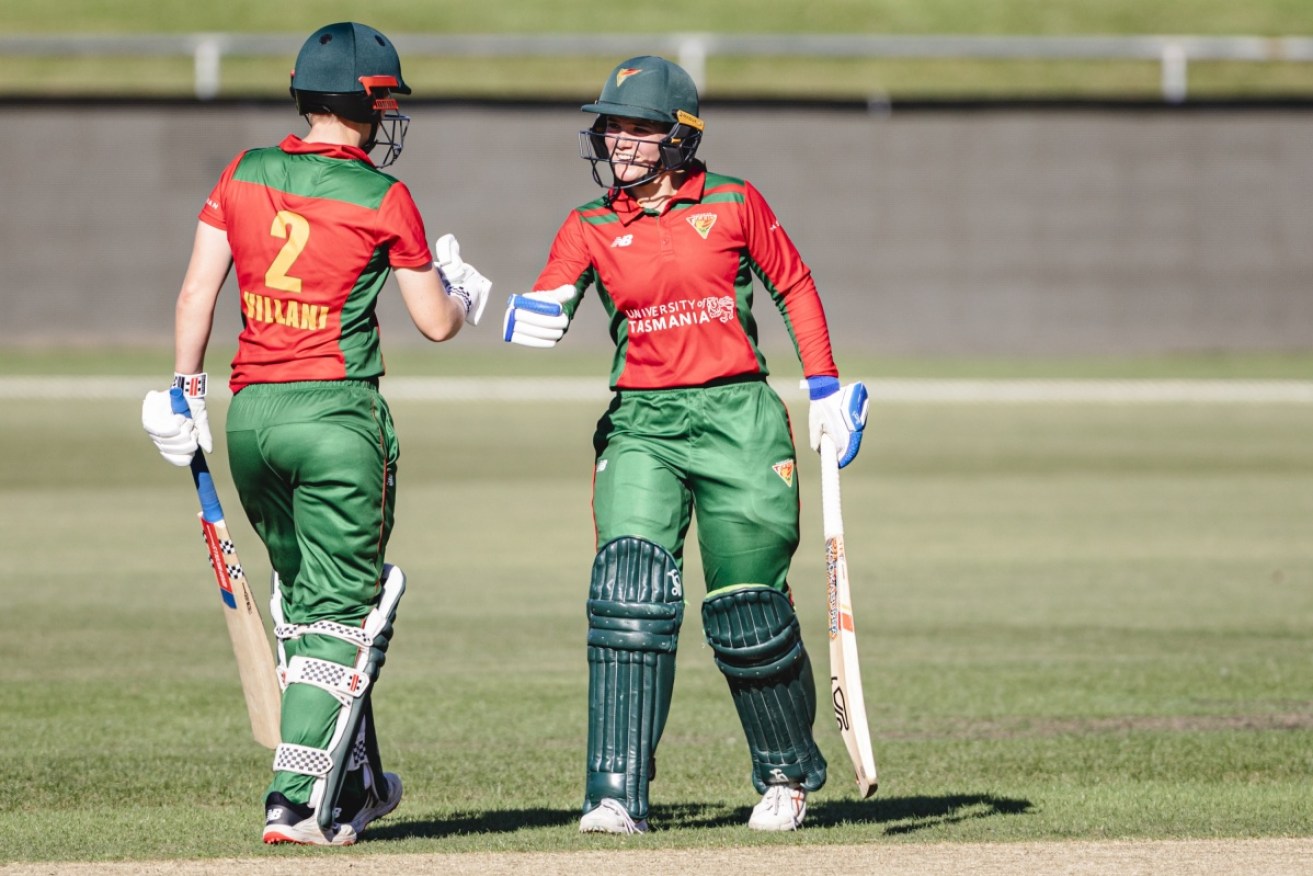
top-left (611, 234), bottom-right (634, 248)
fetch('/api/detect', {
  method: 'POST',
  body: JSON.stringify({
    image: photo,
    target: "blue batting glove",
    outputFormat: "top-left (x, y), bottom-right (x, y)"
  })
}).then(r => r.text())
top-left (502, 286), bottom-right (576, 348)
top-left (804, 376), bottom-right (869, 467)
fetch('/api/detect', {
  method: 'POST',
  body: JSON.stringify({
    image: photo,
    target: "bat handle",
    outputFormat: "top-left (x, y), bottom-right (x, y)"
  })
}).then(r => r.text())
top-left (819, 433), bottom-right (844, 539)
top-left (169, 386), bottom-right (225, 523)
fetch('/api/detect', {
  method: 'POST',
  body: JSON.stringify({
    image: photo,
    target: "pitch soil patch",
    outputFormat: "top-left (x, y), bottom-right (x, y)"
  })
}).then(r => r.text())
top-left (4, 839), bottom-right (1310, 876)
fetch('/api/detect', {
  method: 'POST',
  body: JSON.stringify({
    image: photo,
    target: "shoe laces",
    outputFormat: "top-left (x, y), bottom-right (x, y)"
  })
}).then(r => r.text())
top-left (763, 784), bottom-right (802, 813)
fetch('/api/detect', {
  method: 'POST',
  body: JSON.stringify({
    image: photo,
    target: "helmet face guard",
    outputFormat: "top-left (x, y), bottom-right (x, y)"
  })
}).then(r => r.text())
top-left (369, 109), bottom-right (409, 169)
top-left (292, 76), bottom-right (410, 168)
top-left (579, 110), bottom-right (704, 190)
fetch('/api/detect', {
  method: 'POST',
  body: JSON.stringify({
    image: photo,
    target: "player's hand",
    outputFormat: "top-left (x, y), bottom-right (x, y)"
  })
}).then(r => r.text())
top-left (502, 285), bottom-right (577, 348)
top-left (435, 233), bottom-right (491, 326)
top-left (804, 376), bottom-right (869, 468)
top-left (142, 373), bottom-right (212, 466)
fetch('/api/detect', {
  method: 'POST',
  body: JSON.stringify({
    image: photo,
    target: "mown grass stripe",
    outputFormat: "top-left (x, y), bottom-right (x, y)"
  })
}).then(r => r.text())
top-left (3, 377), bottom-right (1311, 403)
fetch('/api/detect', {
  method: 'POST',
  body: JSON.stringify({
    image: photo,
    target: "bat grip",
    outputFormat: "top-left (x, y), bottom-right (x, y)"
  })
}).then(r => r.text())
top-left (169, 386), bottom-right (226, 524)
top-left (819, 434), bottom-right (844, 539)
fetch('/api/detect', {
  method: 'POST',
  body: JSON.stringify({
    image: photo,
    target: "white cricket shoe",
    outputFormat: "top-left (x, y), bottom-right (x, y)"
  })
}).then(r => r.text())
top-left (748, 784), bottom-right (807, 831)
top-left (579, 798), bottom-right (648, 834)
top-left (263, 792), bottom-right (353, 846)
top-left (261, 772), bottom-right (402, 846)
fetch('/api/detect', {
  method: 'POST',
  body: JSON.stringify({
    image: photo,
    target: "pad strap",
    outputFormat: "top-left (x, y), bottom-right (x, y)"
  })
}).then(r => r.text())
top-left (273, 743), bottom-right (333, 777)
top-left (274, 620), bottom-right (373, 649)
top-left (284, 655), bottom-right (372, 706)
top-left (272, 734), bottom-right (369, 779)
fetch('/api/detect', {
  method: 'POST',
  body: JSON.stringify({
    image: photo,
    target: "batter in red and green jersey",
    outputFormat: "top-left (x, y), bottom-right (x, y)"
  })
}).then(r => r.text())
top-left (205, 134), bottom-right (434, 391)
top-left (141, 22), bottom-right (491, 847)
top-left (503, 55), bottom-right (870, 835)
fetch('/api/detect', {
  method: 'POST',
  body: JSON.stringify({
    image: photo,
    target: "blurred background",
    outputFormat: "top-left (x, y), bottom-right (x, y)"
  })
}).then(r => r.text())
top-left (2, 1), bottom-right (1311, 365)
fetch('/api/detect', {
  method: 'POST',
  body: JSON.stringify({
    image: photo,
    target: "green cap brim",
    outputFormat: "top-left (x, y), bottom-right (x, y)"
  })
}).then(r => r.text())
top-left (580, 101), bottom-right (672, 123)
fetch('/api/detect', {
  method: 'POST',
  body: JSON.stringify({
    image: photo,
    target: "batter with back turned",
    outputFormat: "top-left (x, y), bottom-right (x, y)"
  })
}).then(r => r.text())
top-left (141, 22), bottom-right (491, 845)
top-left (503, 56), bottom-right (869, 833)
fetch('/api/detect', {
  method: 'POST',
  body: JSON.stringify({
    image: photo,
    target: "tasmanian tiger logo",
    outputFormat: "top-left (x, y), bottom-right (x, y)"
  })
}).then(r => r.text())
top-left (704, 296), bottom-right (736, 323)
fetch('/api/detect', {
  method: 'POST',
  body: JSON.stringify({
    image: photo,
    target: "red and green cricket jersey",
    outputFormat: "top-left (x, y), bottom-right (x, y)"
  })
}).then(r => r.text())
top-left (200, 135), bottom-right (433, 393)
top-left (534, 162), bottom-right (837, 389)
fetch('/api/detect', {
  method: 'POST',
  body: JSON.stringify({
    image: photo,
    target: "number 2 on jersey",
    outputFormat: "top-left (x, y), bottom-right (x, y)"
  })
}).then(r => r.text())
top-left (266, 211), bottom-right (309, 293)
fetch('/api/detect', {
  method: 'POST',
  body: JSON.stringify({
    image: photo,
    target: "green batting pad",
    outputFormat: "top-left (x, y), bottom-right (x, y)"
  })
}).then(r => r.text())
top-left (585, 537), bottom-right (685, 820)
top-left (702, 585), bottom-right (827, 793)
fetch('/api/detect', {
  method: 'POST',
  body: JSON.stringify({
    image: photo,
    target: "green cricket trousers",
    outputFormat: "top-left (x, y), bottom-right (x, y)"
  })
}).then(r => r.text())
top-left (226, 379), bottom-right (399, 804)
top-left (591, 377), bottom-right (801, 593)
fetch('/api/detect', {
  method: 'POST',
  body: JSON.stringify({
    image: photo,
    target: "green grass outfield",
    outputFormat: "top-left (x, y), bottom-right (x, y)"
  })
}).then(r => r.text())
top-left (0, 352), bottom-right (1310, 862)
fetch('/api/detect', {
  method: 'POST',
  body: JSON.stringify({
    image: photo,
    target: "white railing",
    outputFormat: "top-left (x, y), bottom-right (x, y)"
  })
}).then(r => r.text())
top-left (2, 32), bottom-right (1311, 102)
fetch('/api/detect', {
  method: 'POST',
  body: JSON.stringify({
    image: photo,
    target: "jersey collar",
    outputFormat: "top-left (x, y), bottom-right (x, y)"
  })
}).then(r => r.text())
top-left (609, 161), bottom-right (707, 225)
top-left (279, 134), bottom-right (375, 165)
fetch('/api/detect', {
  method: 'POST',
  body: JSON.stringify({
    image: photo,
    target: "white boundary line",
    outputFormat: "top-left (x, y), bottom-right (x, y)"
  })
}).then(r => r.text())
top-left (2, 376), bottom-right (1312, 403)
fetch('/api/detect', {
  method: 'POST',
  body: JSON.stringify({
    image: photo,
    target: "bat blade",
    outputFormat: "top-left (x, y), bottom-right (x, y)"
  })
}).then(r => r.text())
top-left (170, 386), bottom-right (281, 749)
top-left (827, 531), bottom-right (879, 797)
top-left (198, 514), bottom-right (282, 750)
top-left (820, 435), bottom-right (879, 797)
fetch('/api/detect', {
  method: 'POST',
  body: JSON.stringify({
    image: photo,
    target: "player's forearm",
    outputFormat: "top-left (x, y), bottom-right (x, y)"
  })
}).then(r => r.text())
top-left (173, 268), bottom-right (225, 372)
top-left (395, 265), bottom-right (465, 341)
top-left (173, 305), bottom-right (212, 374)
top-left (778, 279), bottom-right (837, 377)
top-left (413, 295), bottom-right (466, 342)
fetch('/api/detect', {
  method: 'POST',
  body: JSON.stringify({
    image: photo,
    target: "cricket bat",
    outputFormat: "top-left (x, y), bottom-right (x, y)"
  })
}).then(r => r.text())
top-left (820, 433), bottom-right (878, 797)
top-left (170, 388), bottom-right (281, 749)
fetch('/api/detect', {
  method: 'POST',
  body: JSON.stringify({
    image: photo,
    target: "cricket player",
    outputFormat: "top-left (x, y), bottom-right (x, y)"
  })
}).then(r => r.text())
top-left (141, 22), bottom-right (491, 845)
top-left (503, 55), bottom-right (869, 833)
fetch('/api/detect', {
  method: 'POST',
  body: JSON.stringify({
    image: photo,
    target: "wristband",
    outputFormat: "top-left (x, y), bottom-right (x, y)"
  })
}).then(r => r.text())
top-left (172, 372), bottom-right (207, 397)
top-left (803, 375), bottom-right (839, 400)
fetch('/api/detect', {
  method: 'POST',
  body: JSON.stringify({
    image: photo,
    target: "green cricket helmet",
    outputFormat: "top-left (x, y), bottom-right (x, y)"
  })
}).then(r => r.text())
top-left (580, 55), bottom-right (705, 189)
top-left (289, 22), bottom-right (412, 167)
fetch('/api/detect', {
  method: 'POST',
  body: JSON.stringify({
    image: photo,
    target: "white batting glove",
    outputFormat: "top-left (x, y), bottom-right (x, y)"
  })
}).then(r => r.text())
top-left (435, 233), bottom-right (491, 325)
top-left (141, 372), bottom-right (213, 466)
top-left (803, 376), bottom-right (869, 468)
top-left (502, 285), bottom-right (577, 348)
